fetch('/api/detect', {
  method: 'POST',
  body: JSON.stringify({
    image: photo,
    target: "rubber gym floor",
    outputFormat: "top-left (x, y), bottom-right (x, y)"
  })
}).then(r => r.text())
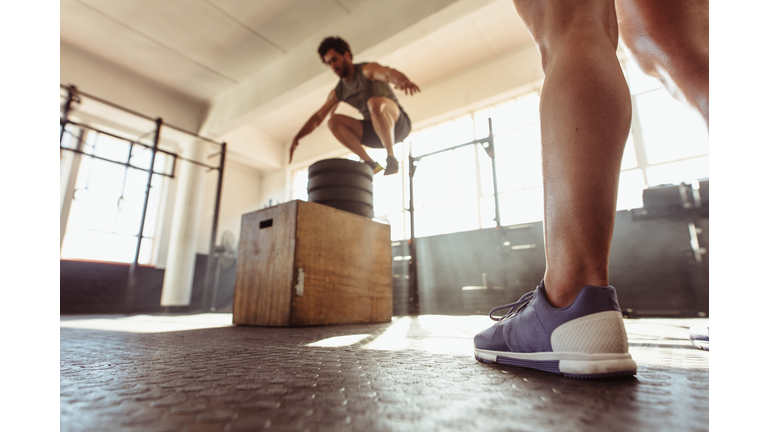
top-left (60, 314), bottom-right (708, 432)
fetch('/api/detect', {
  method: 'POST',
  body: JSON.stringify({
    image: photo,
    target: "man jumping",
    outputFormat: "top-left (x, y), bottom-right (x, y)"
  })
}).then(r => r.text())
top-left (289, 36), bottom-right (420, 175)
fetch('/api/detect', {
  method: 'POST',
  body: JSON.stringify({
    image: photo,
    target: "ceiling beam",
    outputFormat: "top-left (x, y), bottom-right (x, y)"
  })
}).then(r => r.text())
top-left (200, 0), bottom-right (496, 138)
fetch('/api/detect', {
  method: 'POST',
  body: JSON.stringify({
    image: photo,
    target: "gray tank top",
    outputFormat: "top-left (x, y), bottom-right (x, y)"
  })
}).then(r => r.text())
top-left (334, 63), bottom-right (399, 120)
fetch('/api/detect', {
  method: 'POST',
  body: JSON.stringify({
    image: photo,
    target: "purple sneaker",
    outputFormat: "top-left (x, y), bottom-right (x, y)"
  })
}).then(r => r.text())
top-left (474, 281), bottom-right (637, 379)
top-left (689, 324), bottom-right (709, 351)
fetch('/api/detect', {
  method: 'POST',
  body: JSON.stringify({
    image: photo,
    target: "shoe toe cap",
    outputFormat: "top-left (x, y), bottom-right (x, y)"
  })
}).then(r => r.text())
top-left (474, 323), bottom-right (508, 351)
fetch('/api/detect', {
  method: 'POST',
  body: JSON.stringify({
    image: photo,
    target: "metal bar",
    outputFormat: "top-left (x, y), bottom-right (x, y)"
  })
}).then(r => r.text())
top-left (64, 122), bottom-right (218, 171)
top-left (488, 118), bottom-right (501, 228)
top-left (181, 157), bottom-right (220, 170)
top-left (60, 83), bottom-right (223, 147)
top-left (203, 142), bottom-right (227, 312)
top-left (68, 120), bottom-right (171, 155)
top-left (60, 146), bottom-right (174, 178)
top-left (407, 150), bottom-right (419, 315)
top-left (170, 154), bottom-right (178, 178)
top-left (60, 85), bottom-right (78, 144)
top-left (412, 137), bottom-right (491, 161)
top-left (125, 118), bottom-right (162, 314)
top-left (68, 226), bottom-right (157, 238)
top-left (408, 152), bottom-right (417, 240)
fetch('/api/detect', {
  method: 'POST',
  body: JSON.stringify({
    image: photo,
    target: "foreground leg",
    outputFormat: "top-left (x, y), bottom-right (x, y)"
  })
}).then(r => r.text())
top-left (616, 0), bottom-right (709, 126)
top-left (367, 96), bottom-right (400, 175)
top-left (518, 0), bottom-right (632, 308)
top-left (473, 0), bottom-right (636, 379)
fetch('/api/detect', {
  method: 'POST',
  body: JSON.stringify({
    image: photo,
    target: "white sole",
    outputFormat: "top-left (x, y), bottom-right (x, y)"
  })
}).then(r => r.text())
top-left (474, 348), bottom-right (637, 378)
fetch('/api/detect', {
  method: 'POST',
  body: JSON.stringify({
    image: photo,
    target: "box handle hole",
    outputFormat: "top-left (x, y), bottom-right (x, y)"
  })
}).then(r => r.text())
top-left (260, 219), bottom-right (273, 229)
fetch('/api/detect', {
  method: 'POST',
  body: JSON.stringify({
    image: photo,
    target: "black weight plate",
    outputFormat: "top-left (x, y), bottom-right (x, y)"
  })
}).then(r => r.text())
top-left (308, 158), bottom-right (373, 179)
top-left (307, 172), bottom-right (373, 193)
top-left (316, 201), bottom-right (375, 218)
top-left (308, 187), bottom-right (373, 205)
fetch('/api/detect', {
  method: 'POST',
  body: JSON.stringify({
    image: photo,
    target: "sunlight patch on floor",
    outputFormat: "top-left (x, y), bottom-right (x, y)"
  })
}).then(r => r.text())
top-left (306, 334), bottom-right (371, 347)
top-left (59, 314), bottom-right (234, 334)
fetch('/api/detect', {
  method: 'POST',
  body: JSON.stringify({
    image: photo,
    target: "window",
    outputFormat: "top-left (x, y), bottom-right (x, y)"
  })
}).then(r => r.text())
top-left (619, 57), bottom-right (710, 201)
top-left (290, 61), bottom-right (708, 239)
top-left (290, 168), bottom-right (309, 202)
top-left (60, 129), bottom-right (167, 264)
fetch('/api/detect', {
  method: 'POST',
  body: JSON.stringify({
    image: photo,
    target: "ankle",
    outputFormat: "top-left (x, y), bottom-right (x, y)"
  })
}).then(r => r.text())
top-left (543, 274), bottom-right (608, 308)
top-left (543, 288), bottom-right (579, 309)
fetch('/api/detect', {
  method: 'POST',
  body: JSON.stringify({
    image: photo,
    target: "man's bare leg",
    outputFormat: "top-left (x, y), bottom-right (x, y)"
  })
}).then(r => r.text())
top-left (367, 96), bottom-right (400, 175)
top-left (616, 0), bottom-right (709, 126)
top-left (327, 114), bottom-right (374, 163)
top-left (512, 0), bottom-right (632, 308)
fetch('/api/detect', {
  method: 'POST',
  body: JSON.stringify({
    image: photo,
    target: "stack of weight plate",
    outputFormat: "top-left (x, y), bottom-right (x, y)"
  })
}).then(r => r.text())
top-left (307, 159), bottom-right (374, 218)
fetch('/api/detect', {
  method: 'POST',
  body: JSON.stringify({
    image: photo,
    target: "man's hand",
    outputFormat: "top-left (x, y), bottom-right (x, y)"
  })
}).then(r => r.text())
top-left (289, 138), bottom-right (299, 163)
top-left (290, 91), bottom-right (339, 164)
top-left (395, 80), bottom-right (420, 96)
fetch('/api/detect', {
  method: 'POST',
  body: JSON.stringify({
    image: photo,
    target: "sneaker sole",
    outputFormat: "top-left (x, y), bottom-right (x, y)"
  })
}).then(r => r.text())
top-left (474, 348), bottom-right (637, 379)
top-left (692, 340), bottom-right (709, 351)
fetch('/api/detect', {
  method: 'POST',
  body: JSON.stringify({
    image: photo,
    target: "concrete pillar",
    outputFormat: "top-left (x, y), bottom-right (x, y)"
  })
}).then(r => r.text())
top-left (160, 139), bottom-right (207, 306)
top-left (152, 155), bottom-right (179, 269)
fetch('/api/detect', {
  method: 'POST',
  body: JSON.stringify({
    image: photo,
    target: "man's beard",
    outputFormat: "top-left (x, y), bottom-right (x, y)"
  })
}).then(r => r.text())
top-left (338, 62), bottom-right (352, 79)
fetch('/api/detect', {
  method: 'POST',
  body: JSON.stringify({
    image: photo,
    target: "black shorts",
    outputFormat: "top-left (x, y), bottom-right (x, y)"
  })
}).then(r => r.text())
top-left (360, 108), bottom-right (412, 148)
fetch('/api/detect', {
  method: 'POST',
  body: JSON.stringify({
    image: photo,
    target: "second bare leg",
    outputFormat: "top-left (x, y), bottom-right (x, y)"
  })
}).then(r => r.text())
top-left (328, 114), bottom-right (374, 163)
top-left (367, 96), bottom-right (401, 175)
top-left (616, 0), bottom-right (709, 126)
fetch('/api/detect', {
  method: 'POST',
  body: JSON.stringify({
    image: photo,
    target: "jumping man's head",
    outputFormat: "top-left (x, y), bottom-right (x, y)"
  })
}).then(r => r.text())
top-left (318, 36), bottom-right (354, 79)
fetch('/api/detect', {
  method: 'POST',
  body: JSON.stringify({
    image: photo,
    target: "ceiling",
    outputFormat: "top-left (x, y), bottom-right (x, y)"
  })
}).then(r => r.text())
top-left (61, 0), bottom-right (379, 101)
top-left (61, 0), bottom-right (533, 168)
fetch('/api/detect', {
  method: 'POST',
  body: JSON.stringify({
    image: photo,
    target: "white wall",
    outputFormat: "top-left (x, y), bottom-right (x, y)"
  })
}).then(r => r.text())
top-left (217, 125), bottom-right (284, 172)
top-left (61, 42), bottom-right (208, 133)
top-left (258, 169), bottom-right (292, 210)
top-left (193, 159), bottom-right (263, 255)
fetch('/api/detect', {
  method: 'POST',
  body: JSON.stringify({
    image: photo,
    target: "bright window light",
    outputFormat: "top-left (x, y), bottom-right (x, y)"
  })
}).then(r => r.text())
top-left (625, 59), bottom-right (663, 95)
top-left (636, 89), bottom-right (709, 165)
top-left (621, 133), bottom-right (638, 170)
top-left (60, 131), bottom-right (165, 264)
top-left (645, 156), bottom-right (709, 187)
top-left (616, 169), bottom-right (646, 210)
top-left (496, 187), bottom-right (544, 226)
top-left (288, 69), bottom-right (708, 241)
top-left (291, 167), bottom-right (309, 201)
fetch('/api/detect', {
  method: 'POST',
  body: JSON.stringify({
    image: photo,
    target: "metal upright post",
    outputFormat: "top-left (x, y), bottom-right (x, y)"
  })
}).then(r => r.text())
top-left (125, 118), bottom-right (162, 314)
top-left (60, 85), bottom-right (78, 144)
top-left (488, 118), bottom-right (501, 228)
top-left (407, 151), bottom-right (420, 315)
top-left (203, 143), bottom-right (226, 312)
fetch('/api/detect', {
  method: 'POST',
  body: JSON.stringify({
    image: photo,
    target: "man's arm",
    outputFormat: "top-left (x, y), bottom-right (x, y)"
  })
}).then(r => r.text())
top-left (362, 63), bottom-right (421, 96)
top-left (290, 90), bottom-right (339, 163)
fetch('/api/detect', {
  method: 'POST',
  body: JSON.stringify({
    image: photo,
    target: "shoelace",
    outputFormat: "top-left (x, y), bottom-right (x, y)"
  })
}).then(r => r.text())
top-left (489, 291), bottom-right (535, 322)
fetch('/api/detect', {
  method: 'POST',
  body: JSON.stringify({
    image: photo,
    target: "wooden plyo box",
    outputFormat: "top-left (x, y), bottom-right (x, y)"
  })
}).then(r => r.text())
top-left (233, 200), bottom-right (392, 326)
